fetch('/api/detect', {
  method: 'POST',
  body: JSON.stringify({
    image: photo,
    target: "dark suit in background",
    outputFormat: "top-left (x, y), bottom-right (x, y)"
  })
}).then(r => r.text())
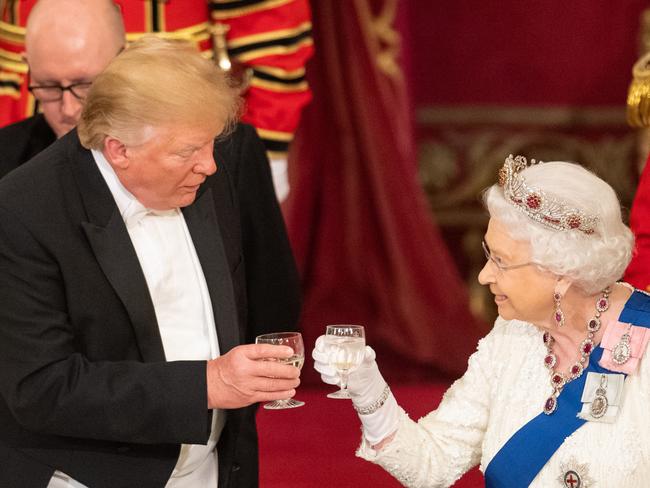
top-left (0, 114), bottom-right (56, 178)
top-left (0, 123), bottom-right (300, 487)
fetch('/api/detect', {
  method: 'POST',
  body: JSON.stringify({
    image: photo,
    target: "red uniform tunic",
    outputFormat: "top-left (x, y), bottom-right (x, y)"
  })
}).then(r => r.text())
top-left (0, 0), bottom-right (313, 158)
top-left (624, 153), bottom-right (650, 291)
top-left (0, 0), bottom-right (39, 125)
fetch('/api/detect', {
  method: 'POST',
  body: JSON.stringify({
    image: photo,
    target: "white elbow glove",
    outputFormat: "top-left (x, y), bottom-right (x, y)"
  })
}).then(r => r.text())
top-left (312, 336), bottom-right (400, 444)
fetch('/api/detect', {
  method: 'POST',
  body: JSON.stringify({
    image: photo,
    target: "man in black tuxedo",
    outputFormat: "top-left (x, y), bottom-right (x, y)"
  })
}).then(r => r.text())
top-left (0, 0), bottom-right (300, 350)
top-left (0, 32), bottom-right (302, 488)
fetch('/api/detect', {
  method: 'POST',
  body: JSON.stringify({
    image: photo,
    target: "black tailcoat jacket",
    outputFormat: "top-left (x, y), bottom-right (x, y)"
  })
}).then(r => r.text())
top-left (0, 122), bottom-right (301, 488)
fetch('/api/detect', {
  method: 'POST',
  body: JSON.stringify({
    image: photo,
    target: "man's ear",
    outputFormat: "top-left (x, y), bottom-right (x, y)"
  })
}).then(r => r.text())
top-left (102, 136), bottom-right (130, 170)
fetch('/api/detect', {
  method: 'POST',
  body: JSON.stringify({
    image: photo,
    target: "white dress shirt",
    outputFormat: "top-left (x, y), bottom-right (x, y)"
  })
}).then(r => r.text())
top-left (48, 150), bottom-right (225, 488)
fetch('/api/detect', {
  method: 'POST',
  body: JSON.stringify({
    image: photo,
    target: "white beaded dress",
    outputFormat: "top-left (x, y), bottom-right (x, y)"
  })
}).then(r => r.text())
top-left (357, 316), bottom-right (650, 487)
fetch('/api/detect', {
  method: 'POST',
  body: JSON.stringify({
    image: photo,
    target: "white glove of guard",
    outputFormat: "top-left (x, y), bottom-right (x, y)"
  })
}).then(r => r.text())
top-left (312, 335), bottom-right (401, 445)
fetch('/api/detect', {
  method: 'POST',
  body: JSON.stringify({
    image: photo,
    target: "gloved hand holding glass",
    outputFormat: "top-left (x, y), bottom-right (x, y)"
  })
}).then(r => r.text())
top-left (321, 324), bottom-right (366, 398)
top-left (312, 327), bottom-right (401, 445)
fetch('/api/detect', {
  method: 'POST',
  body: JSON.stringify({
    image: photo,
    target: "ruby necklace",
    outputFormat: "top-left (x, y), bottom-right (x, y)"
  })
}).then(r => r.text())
top-left (542, 287), bottom-right (610, 415)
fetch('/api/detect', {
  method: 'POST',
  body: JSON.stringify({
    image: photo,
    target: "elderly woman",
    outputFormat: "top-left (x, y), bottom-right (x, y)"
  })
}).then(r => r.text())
top-left (313, 155), bottom-right (650, 487)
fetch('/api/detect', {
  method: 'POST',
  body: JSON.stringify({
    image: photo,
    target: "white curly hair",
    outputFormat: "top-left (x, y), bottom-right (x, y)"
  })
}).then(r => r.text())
top-left (483, 160), bottom-right (634, 294)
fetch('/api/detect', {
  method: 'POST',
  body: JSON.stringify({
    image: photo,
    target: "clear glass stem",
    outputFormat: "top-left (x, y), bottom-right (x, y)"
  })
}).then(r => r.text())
top-left (326, 370), bottom-right (352, 399)
top-left (340, 371), bottom-right (350, 391)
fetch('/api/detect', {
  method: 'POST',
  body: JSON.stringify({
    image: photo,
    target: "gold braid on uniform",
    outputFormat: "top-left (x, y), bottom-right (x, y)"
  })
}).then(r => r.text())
top-left (627, 52), bottom-right (650, 128)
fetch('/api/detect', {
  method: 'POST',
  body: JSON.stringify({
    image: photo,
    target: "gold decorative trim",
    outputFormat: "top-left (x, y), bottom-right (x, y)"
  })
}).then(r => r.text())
top-left (27, 91), bottom-right (35, 114)
top-left (0, 20), bottom-right (25, 45)
top-left (0, 86), bottom-right (20, 98)
top-left (0, 47), bottom-right (27, 72)
top-left (157, 0), bottom-right (166, 32)
top-left (125, 22), bottom-right (211, 42)
top-left (417, 105), bottom-right (626, 127)
top-left (357, 0), bottom-right (403, 81)
top-left (257, 127), bottom-right (292, 141)
top-left (210, 0), bottom-right (295, 20)
top-left (232, 38), bottom-right (312, 63)
top-left (143, 0), bottom-right (153, 33)
top-left (0, 46), bottom-right (21, 62)
top-left (0, 69), bottom-right (21, 83)
top-left (226, 21), bottom-right (311, 49)
top-left (250, 77), bottom-right (308, 92)
top-left (254, 65), bottom-right (305, 79)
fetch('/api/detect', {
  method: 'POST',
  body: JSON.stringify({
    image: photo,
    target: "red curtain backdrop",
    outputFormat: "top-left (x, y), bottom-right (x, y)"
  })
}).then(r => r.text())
top-left (285, 0), bottom-right (484, 384)
top-left (406, 1), bottom-right (648, 107)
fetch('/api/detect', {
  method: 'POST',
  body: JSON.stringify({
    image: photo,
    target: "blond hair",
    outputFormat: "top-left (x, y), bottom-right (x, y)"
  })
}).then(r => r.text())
top-left (78, 36), bottom-right (241, 148)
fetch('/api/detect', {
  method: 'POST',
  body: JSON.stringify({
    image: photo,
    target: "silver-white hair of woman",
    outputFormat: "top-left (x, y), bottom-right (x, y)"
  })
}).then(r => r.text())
top-left (483, 155), bottom-right (634, 294)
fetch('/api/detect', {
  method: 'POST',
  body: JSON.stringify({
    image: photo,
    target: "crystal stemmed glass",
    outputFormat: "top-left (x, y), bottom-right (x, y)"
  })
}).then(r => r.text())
top-left (324, 325), bottom-right (366, 399)
top-left (255, 331), bottom-right (305, 409)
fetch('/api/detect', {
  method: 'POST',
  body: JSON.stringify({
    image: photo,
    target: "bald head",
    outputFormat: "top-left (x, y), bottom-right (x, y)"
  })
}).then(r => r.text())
top-left (26, 0), bottom-right (124, 51)
top-left (25, 0), bottom-right (125, 137)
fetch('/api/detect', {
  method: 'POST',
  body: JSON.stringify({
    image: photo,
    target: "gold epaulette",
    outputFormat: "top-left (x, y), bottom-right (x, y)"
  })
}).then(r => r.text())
top-left (627, 52), bottom-right (650, 128)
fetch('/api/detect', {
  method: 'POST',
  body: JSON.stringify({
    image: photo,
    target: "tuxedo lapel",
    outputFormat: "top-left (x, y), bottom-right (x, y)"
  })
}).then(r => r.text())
top-left (69, 136), bottom-right (166, 362)
top-left (182, 188), bottom-right (240, 354)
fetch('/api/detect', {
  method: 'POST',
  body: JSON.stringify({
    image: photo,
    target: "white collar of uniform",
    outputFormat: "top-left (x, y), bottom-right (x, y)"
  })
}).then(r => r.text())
top-left (91, 149), bottom-right (177, 226)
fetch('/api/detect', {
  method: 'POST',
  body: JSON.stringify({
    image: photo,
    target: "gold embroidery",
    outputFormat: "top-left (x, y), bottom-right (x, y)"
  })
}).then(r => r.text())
top-left (358, 0), bottom-right (403, 81)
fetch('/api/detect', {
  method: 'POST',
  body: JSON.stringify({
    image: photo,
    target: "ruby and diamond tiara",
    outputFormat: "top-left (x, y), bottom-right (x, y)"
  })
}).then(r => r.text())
top-left (497, 154), bottom-right (599, 235)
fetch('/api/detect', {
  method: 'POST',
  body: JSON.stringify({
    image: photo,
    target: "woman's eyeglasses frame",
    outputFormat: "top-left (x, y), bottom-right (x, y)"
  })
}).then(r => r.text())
top-left (481, 240), bottom-right (535, 273)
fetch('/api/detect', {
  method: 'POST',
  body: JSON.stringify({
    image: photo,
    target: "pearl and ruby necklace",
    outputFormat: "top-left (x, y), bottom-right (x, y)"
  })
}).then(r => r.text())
top-left (542, 287), bottom-right (610, 415)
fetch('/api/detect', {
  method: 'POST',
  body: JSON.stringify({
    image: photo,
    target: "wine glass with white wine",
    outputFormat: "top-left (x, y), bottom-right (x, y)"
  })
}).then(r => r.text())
top-left (324, 325), bottom-right (366, 399)
top-left (255, 331), bottom-right (305, 409)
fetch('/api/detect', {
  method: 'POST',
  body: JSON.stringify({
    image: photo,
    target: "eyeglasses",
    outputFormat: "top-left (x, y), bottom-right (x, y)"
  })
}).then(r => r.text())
top-left (481, 240), bottom-right (534, 272)
top-left (28, 82), bottom-right (93, 102)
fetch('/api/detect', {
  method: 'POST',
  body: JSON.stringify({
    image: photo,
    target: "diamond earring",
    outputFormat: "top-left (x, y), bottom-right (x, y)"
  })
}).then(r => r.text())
top-left (553, 292), bottom-right (565, 327)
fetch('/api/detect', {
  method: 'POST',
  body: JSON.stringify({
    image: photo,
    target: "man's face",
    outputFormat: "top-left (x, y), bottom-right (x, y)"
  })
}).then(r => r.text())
top-left (27, 36), bottom-right (118, 138)
top-left (116, 124), bottom-right (220, 210)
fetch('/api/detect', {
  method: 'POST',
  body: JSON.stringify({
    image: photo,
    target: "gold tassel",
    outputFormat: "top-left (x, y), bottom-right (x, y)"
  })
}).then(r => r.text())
top-left (627, 52), bottom-right (650, 127)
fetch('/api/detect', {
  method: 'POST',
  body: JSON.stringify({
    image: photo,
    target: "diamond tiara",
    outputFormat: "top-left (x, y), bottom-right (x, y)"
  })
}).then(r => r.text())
top-left (497, 155), bottom-right (599, 235)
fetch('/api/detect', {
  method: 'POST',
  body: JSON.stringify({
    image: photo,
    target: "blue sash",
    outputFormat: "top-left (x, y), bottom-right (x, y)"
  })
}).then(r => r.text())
top-left (484, 290), bottom-right (650, 487)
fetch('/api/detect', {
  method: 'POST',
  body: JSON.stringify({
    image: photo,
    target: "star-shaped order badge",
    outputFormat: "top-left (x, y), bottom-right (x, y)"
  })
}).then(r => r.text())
top-left (557, 458), bottom-right (596, 488)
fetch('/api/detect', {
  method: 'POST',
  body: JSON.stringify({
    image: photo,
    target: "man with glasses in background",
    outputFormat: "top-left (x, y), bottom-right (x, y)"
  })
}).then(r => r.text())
top-left (0, 0), bottom-right (313, 202)
top-left (0, 0), bottom-right (125, 178)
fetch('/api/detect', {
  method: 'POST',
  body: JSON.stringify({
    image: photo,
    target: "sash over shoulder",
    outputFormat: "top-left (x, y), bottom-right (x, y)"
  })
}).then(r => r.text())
top-left (484, 290), bottom-right (650, 488)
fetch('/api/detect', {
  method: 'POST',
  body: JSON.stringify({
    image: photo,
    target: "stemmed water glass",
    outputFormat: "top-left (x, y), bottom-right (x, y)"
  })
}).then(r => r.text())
top-left (255, 331), bottom-right (305, 409)
top-left (324, 325), bottom-right (366, 399)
